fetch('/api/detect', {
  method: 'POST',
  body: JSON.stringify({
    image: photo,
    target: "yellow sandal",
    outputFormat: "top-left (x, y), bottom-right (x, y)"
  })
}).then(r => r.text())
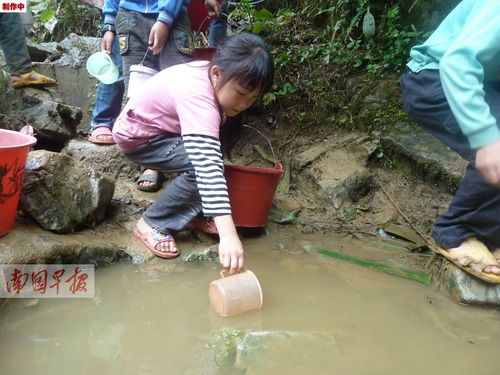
top-left (431, 238), bottom-right (500, 284)
top-left (11, 70), bottom-right (58, 89)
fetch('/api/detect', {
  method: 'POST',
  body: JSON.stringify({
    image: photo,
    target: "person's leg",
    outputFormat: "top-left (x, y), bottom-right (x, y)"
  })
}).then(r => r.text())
top-left (434, 160), bottom-right (500, 249)
top-left (90, 28), bottom-right (125, 139)
top-left (401, 69), bottom-right (500, 274)
top-left (0, 13), bottom-right (32, 75)
top-left (124, 134), bottom-right (203, 254)
top-left (208, 1), bottom-right (228, 47)
top-left (116, 10), bottom-right (162, 188)
top-left (432, 81), bottom-right (500, 250)
top-left (0, 13), bottom-right (57, 88)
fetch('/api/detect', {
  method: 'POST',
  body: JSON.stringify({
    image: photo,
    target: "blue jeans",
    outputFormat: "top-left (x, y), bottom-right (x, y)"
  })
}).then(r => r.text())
top-left (90, 32), bottom-right (125, 130)
top-left (208, 1), bottom-right (228, 47)
top-left (0, 14), bottom-right (32, 75)
top-left (400, 69), bottom-right (500, 249)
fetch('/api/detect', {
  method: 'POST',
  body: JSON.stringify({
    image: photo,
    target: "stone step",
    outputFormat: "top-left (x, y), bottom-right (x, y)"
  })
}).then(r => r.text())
top-left (380, 121), bottom-right (467, 193)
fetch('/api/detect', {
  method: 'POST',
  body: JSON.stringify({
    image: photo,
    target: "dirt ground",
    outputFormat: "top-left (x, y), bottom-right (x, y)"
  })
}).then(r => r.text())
top-left (231, 114), bottom-right (453, 245)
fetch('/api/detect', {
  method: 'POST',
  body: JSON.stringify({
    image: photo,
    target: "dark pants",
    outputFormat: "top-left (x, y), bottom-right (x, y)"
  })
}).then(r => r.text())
top-left (0, 14), bottom-right (31, 75)
top-left (400, 69), bottom-right (500, 249)
top-left (208, 1), bottom-right (228, 47)
top-left (115, 7), bottom-right (195, 90)
top-left (123, 134), bottom-right (202, 233)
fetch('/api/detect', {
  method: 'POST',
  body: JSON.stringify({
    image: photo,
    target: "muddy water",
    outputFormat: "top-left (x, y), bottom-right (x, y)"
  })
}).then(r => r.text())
top-left (0, 228), bottom-right (499, 375)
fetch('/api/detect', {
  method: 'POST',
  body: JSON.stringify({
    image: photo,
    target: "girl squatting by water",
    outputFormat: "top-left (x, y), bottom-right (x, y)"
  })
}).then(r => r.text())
top-left (112, 32), bottom-right (274, 274)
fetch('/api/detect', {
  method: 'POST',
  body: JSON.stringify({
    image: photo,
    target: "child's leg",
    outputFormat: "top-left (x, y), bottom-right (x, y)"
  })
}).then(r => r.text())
top-left (434, 160), bottom-right (500, 249)
top-left (123, 134), bottom-right (203, 233)
top-left (143, 167), bottom-right (201, 232)
top-left (400, 69), bottom-right (500, 249)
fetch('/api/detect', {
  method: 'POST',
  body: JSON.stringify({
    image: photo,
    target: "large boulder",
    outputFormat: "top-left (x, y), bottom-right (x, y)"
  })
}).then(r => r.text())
top-left (20, 150), bottom-right (115, 233)
top-left (62, 139), bottom-right (138, 180)
top-left (9, 88), bottom-right (81, 144)
top-left (0, 76), bottom-right (81, 146)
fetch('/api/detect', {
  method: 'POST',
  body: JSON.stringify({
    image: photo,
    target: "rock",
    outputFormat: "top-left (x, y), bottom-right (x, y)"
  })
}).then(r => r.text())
top-left (110, 179), bottom-right (158, 222)
top-left (345, 135), bottom-right (380, 162)
top-left (0, 224), bottom-right (130, 265)
top-left (293, 141), bottom-right (330, 170)
top-left (0, 69), bottom-right (22, 116)
top-left (294, 140), bottom-right (374, 209)
top-left (301, 224), bottom-right (313, 234)
top-left (62, 139), bottom-right (139, 179)
top-left (0, 86), bottom-right (81, 146)
top-left (33, 34), bottom-right (104, 129)
top-left (440, 262), bottom-right (500, 307)
top-left (380, 121), bottom-right (467, 192)
top-left (182, 245), bottom-right (219, 262)
top-left (234, 331), bottom-right (339, 374)
top-left (26, 41), bottom-right (58, 63)
top-left (20, 150), bottom-right (115, 233)
top-left (13, 88), bottom-right (81, 143)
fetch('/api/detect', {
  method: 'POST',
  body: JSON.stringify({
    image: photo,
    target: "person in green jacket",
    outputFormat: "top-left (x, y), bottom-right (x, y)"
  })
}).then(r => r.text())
top-left (400, 0), bottom-right (500, 283)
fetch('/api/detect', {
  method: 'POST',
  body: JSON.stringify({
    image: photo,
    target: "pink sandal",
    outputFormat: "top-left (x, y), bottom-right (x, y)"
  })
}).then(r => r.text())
top-left (133, 226), bottom-right (180, 259)
top-left (187, 216), bottom-right (218, 234)
top-left (89, 126), bottom-right (115, 145)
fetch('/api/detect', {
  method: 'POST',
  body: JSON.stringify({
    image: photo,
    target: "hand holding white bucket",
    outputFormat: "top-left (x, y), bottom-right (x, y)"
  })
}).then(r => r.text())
top-left (209, 269), bottom-right (263, 317)
top-left (86, 52), bottom-right (119, 84)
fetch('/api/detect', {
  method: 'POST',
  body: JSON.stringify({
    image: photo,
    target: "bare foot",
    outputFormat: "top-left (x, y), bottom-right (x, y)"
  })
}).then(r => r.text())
top-left (136, 217), bottom-right (178, 255)
top-left (10, 72), bottom-right (43, 83)
top-left (97, 134), bottom-right (113, 143)
top-left (138, 169), bottom-right (159, 189)
top-left (448, 242), bottom-right (500, 275)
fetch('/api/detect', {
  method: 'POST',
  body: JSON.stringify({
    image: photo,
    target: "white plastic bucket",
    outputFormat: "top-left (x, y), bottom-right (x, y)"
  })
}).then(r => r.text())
top-left (127, 64), bottom-right (158, 98)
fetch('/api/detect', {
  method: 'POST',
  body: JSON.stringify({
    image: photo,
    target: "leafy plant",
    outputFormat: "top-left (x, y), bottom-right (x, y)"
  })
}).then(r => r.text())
top-left (30, 0), bottom-right (100, 41)
top-left (205, 330), bottom-right (243, 366)
top-left (228, 0), bottom-right (273, 34)
top-left (241, 0), bottom-right (431, 131)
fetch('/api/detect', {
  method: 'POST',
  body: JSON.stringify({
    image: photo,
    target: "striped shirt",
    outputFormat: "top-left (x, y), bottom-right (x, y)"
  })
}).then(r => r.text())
top-left (183, 135), bottom-right (231, 216)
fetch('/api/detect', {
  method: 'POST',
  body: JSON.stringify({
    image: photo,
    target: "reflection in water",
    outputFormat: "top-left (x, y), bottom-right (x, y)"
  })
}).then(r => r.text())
top-left (0, 228), bottom-right (499, 374)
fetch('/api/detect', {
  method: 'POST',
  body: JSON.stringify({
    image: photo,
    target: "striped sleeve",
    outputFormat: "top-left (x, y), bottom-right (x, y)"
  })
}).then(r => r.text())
top-left (183, 134), bottom-right (232, 216)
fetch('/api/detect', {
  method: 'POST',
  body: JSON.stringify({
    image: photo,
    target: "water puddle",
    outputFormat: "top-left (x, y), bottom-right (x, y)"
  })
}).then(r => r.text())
top-left (0, 228), bottom-right (499, 374)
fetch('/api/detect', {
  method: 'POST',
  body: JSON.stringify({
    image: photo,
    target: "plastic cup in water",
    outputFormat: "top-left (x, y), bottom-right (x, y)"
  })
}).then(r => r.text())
top-left (209, 270), bottom-right (263, 317)
top-left (86, 52), bottom-right (119, 84)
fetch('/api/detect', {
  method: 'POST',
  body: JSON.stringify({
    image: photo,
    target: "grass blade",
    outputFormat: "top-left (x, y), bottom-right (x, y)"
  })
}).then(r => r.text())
top-left (317, 249), bottom-right (431, 285)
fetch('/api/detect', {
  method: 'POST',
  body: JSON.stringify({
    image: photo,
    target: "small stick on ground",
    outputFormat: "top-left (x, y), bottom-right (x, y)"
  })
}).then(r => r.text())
top-left (379, 184), bottom-right (433, 249)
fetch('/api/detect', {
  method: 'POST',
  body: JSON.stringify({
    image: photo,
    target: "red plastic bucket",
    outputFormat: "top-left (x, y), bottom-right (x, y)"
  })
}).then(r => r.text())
top-left (194, 47), bottom-right (217, 61)
top-left (188, 0), bottom-right (223, 32)
top-left (0, 129), bottom-right (36, 236)
top-left (224, 163), bottom-right (284, 227)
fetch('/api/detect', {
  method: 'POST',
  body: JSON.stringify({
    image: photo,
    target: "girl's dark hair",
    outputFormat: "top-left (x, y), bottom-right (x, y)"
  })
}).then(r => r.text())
top-left (212, 32), bottom-right (274, 158)
top-left (210, 32), bottom-right (274, 94)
